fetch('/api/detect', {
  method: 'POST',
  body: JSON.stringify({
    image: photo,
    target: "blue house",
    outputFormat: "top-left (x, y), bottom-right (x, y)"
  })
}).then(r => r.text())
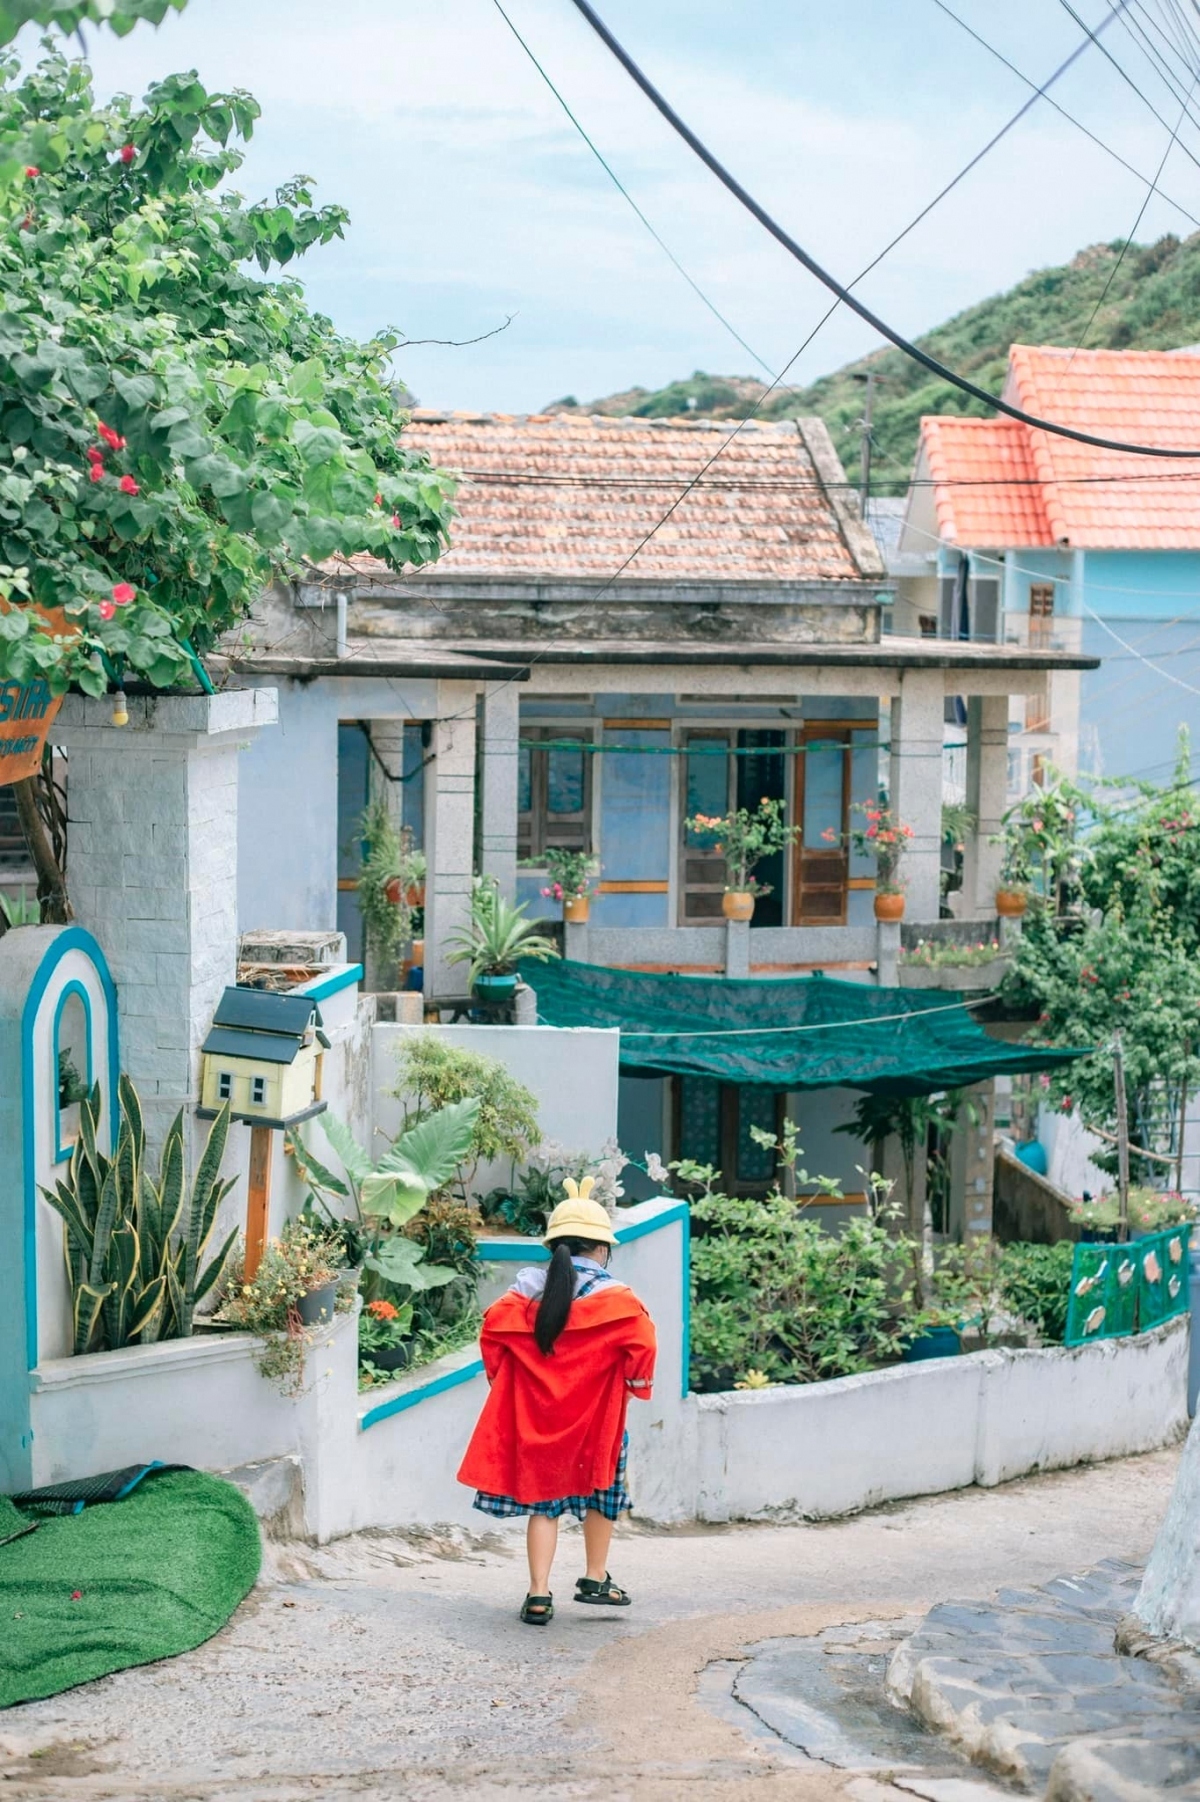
top-left (898, 345), bottom-right (1200, 790)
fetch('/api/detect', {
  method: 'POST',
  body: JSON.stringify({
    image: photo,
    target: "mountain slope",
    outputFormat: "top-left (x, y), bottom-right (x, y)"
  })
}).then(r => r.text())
top-left (545, 234), bottom-right (1200, 489)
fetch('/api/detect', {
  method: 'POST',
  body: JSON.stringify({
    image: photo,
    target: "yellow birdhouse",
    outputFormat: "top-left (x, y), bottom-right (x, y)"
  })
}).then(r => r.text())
top-left (199, 986), bottom-right (329, 1127)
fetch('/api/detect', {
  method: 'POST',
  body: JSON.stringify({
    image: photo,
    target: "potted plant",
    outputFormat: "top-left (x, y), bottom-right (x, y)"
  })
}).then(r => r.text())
top-left (446, 877), bottom-right (559, 1005)
top-left (215, 1218), bottom-right (351, 1395)
top-left (384, 846), bottom-right (426, 910)
top-left (685, 799), bottom-right (800, 923)
top-left (539, 849), bottom-right (599, 924)
top-left (359, 1296), bottom-right (414, 1376)
top-left (845, 800), bottom-right (913, 921)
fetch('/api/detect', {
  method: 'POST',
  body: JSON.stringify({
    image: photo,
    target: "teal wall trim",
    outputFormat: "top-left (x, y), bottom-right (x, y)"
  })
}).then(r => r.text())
top-left (359, 1356), bottom-right (485, 1430)
top-left (22, 928), bottom-right (119, 1370)
top-left (51, 978), bottom-right (93, 1165)
top-left (297, 963), bottom-right (364, 1003)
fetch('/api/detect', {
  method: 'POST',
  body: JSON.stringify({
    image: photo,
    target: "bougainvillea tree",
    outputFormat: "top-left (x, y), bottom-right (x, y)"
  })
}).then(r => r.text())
top-left (0, 46), bottom-right (454, 703)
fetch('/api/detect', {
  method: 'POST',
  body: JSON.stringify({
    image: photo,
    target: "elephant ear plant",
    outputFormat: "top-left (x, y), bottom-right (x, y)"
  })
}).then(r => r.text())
top-left (42, 1075), bottom-right (238, 1354)
top-left (288, 1096), bottom-right (481, 1294)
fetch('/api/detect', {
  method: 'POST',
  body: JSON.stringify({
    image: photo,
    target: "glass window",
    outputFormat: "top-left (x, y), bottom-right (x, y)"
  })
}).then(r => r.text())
top-left (218, 1071), bottom-right (232, 1101)
top-left (518, 726), bottom-right (593, 859)
top-left (546, 742), bottom-right (585, 816)
top-left (678, 1076), bottom-right (721, 1170)
top-left (251, 1075), bottom-right (266, 1105)
top-left (737, 1088), bottom-right (777, 1184)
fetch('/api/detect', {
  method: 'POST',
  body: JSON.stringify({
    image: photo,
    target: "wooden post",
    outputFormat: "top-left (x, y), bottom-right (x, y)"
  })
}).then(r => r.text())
top-left (1114, 1032), bottom-right (1131, 1243)
top-left (245, 1125), bottom-right (274, 1281)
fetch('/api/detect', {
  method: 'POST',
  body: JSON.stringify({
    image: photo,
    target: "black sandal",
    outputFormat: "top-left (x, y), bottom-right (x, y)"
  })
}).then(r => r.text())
top-left (574, 1573), bottom-right (631, 1607)
top-left (520, 1592), bottom-right (553, 1625)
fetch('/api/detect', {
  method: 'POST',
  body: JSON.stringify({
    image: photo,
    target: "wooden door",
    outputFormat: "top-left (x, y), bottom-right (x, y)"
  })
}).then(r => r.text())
top-left (792, 728), bottom-right (850, 925)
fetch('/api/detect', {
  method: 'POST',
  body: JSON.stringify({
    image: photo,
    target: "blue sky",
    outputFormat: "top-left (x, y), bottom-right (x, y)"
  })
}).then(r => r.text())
top-left (25, 0), bottom-right (1200, 412)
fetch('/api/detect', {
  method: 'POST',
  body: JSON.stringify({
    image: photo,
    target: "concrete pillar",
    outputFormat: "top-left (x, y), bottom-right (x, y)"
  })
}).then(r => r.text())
top-left (479, 682), bottom-right (519, 903)
top-left (956, 1079), bottom-right (995, 1239)
top-left (564, 918), bottom-right (590, 964)
top-left (724, 918), bottom-right (749, 979)
top-left (889, 671), bottom-right (944, 925)
top-left (963, 696), bottom-right (1008, 920)
top-left (423, 681), bottom-right (477, 1003)
top-left (56, 689), bottom-right (278, 1153)
top-left (875, 918), bottom-right (900, 987)
top-left (1135, 1410), bottom-right (1200, 1647)
top-left (369, 721), bottom-right (405, 836)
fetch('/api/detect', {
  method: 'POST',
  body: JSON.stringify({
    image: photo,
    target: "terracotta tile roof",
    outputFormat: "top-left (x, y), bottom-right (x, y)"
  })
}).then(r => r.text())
top-left (919, 346), bottom-right (1200, 549)
top-left (390, 411), bottom-right (882, 583)
top-left (922, 417), bottom-right (1053, 549)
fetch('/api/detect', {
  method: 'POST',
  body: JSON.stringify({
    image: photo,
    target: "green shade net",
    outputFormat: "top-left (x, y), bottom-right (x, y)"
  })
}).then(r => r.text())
top-left (524, 960), bottom-right (1087, 1096)
top-left (1, 1469), bottom-right (260, 1707)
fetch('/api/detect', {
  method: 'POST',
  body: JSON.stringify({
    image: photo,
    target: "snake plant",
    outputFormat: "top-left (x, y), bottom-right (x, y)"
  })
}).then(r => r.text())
top-left (42, 1075), bottom-right (238, 1353)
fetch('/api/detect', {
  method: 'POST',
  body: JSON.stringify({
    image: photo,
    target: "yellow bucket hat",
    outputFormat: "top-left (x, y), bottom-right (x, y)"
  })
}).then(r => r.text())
top-left (544, 1176), bottom-right (617, 1247)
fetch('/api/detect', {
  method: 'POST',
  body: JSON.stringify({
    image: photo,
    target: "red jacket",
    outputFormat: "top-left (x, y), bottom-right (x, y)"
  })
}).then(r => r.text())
top-left (458, 1284), bottom-right (657, 1502)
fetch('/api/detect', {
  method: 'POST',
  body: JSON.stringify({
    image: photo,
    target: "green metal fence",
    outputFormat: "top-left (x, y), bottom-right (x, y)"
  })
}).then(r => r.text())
top-left (1064, 1224), bottom-right (1191, 1348)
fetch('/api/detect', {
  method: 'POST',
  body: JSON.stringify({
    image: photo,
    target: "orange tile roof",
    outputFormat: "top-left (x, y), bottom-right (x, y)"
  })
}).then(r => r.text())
top-left (920, 346), bottom-right (1200, 549)
top-left (390, 411), bottom-right (879, 583)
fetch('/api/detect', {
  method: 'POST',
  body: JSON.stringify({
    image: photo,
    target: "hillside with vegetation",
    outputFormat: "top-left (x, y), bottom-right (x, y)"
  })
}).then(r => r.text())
top-left (546, 234), bottom-right (1200, 490)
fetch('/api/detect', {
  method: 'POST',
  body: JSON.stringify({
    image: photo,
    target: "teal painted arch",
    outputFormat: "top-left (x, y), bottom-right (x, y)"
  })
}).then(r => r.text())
top-left (22, 926), bottom-right (120, 1370)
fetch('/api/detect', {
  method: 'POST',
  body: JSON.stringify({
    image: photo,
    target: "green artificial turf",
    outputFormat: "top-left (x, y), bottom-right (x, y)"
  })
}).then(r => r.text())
top-left (0, 1470), bottom-right (261, 1707)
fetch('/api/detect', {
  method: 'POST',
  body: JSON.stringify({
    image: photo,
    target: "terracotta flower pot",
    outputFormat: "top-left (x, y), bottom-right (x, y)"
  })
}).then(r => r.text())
top-left (995, 887), bottom-right (1028, 918)
top-left (722, 891), bottom-right (755, 922)
top-left (874, 891), bottom-right (905, 922)
top-left (564, 895), bottom-right (590, 924)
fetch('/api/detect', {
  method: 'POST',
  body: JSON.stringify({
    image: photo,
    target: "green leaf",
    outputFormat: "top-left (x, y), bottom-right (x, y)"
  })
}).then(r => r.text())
top-left (361, 1170), bottom-right (427, 1225)
top-left (286, 1129), bottom-right (350, 1200)
top-left (317, 1111), bottom-right (372, 1186)
top-left (364, 1237), bottom-right (456, 1291)
top-left (379, 1096), bottom-right (480, 1194)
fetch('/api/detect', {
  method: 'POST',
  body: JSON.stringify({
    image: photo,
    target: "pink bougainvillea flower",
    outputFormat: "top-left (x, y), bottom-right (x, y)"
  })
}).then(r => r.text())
top-left (120, 143), bottom-right (136, 164)
top-left (70, 1590), bottom-right (82, 1601)
top-left (111, 582), bottom-right (135, 606)
top-left (118, 475), bottom-right (139, 495)
top-left (24, 165), bottom-right (38, 178)
top-left (98, 600), bottom-right (116, 621)
top-left (390, 512), bottom-right (401, 529)
top-left (373, 491), bottom-right (383, 506)
top-left (89, 463), bottom-right (104, 483)
top-left (97, 422), bottom-right (126, 452)
top-left (86, 445), bottom-right (104, 464)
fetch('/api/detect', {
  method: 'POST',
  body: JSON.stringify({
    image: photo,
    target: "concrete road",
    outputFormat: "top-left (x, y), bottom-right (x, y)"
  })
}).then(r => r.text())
top-left (0, 1449), bottom-right (1179, 1802)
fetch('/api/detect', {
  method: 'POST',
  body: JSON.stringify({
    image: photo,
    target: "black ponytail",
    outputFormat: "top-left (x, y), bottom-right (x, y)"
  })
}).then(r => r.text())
top-left (534, 1237), bottom-right (608, 1355)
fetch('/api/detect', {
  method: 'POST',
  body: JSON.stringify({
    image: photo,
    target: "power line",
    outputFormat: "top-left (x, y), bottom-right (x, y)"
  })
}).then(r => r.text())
top-left (1068, 72), bottom-right (1197, 360)
top-left (1053, 0), bottom-right (1200, 173)
top-left (569, 0), bottom-right (1200, 458)
top-left (487, 0), bottom-right (776, 380)
top-left (927, 0), bottom-right (1200, 228)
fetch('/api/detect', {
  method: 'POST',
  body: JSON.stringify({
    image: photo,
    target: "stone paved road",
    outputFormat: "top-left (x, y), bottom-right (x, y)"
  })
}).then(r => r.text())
top-left (0, 1450), bottom-right (1179, 1802)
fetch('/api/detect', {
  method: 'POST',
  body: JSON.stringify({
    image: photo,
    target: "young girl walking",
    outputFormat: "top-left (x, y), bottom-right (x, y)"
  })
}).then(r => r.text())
top-left (458, 1181), bottom-right (657, 1625)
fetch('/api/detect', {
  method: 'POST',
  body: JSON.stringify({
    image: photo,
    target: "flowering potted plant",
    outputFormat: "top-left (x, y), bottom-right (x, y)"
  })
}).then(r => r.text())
top-left (540, 849), bottom-right (599, 924)
top-left (828, 800), bottom-right (914, 920)
top-left (685, 798), bottom-right (800, 922)
top-left (215, 1219), bottom-right (350, 1395)
top-left (359, 1295), bottom-right (415, 1377)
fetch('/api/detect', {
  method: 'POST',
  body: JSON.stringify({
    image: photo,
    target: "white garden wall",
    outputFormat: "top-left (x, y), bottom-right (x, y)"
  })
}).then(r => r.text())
top-left (695, 1315), bottom-right (1188, 1523)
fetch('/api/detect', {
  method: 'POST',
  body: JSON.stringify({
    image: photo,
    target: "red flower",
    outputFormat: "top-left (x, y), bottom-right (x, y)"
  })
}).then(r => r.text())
top-left (120, 144), bottom-right (135, 164)
top-left (118, 475), bottom-right (139, 496)
top-left (98, 600), bottom-right (115, 621)
top-left (374, 492), bottom-right (382, 506)
top-left (19, 213), bottom-right (32, 231)
top-left (89, 464), bottom-right (104, 483)
top-left (366, 1299), bottom-right (398, 1321)
top-left (70, 1590), bottom-right (82, 1601)
top-left (87, 446), bottom-right (104, 465)
top-left (111, 582), bottom-right (135, 606)
top-left (24, 166), bottom-right (38, 178)
top-left (390, 513), bottom-right (401, 529)
top-left (97, 422), bottom-right (126, 452)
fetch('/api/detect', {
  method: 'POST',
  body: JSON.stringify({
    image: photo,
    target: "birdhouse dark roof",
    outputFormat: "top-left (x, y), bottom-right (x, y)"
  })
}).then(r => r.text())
top-left (201, 986), bottom-right (330, 1065)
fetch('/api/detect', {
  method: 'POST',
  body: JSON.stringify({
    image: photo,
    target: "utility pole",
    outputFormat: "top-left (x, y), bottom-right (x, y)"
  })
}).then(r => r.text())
top-left (1114, 1032), bottom-right (1131, 1241)
top-left (859, 368), bottom-right (876, 515)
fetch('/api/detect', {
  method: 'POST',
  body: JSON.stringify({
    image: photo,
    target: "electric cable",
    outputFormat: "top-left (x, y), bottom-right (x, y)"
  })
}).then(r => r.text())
top-left (927, 0), bottom-right (1200, 227)
top-left (569, 0), bottom-right (1200, 460)
top-left (488, 0), bottom-right (776, 379)
top-left (1053, 0), bottom-right (1200, 171)
top-left (1067, 72), bottom-right (1197, 360)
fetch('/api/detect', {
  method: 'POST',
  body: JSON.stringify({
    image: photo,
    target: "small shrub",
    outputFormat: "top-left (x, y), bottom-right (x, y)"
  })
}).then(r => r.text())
top-left (997, 1241), bottom-right (1075, 1344)
top-left (689, 1188), bottom-right (921, 1391)
top-left (393, 1035), bottom-right (539, 1193)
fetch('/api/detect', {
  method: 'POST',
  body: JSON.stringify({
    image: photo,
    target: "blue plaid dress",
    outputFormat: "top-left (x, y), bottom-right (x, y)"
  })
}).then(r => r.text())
top-left (473, 1265), bottom-right (633, 1522)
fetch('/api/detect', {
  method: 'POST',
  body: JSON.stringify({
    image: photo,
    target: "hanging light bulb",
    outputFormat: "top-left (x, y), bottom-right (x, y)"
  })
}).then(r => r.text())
top-left (111, 687), bottom-right (128, 727)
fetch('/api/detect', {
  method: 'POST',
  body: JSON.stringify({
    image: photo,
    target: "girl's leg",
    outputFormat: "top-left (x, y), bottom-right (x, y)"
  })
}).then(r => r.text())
top-left (582, 1507), bottom-right (615, 1582)
top-left (526, 1513), bottom-right (559, 1594)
